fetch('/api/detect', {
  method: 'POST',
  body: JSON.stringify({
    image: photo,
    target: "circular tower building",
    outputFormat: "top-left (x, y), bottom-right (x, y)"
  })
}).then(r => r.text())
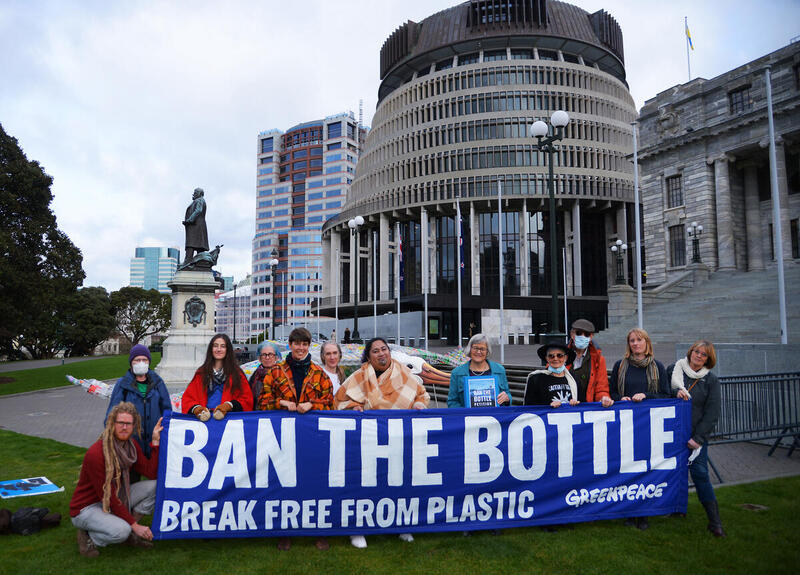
top-left (321, 0), bottom-right (637, 344)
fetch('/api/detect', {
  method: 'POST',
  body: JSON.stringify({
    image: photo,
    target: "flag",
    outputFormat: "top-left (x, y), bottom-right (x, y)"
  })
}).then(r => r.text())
top-left (685, 24), bottom-right (694, 50)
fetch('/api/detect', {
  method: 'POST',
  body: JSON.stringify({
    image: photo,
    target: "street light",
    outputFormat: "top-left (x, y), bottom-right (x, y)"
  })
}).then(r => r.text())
top-left (687, 221), bottom-right (703, 263)
top-left (348, 215), bottom-right (364, 341)
top-left (531, 110), bottom-right (570, 336)
top-left (610, 239), bottom-right (628, 284)
top-left (269, 248), bottom-right (279, 340)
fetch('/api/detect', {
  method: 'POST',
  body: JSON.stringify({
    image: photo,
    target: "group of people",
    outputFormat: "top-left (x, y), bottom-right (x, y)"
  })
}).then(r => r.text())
top-left (69, 321), bottom-right (724, 558)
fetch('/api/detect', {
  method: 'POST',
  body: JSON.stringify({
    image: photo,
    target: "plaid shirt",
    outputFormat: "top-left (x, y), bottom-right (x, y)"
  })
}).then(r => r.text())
top-left (258, 360), bottom-right (333, 411)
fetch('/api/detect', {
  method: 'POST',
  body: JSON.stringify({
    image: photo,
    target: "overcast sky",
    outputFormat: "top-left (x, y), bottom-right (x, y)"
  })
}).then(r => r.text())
top-left (2, 0), bottom-right (798, 291)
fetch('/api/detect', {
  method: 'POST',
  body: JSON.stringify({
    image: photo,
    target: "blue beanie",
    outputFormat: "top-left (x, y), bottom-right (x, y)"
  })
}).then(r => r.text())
top-left (129, 344), bottom-right (151, 364)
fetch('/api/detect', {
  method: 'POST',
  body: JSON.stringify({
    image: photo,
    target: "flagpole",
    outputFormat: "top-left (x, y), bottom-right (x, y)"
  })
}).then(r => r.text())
top-left (396, 221), bottom-right (401, 345)
top-left (562, 246), bottom-right (568, 344)
top-left (373, 229), bottom-right (377, 338)
top-left (685, 16), bottom-right (691, 81)
top-left (498, 180), bottom-right (505, 363)
top-left (632, 121), bottom-right (643, 329)
top-left (456, 197), bottom-right (463, 348)
top-left (335, 247), bottom-right (339, 338)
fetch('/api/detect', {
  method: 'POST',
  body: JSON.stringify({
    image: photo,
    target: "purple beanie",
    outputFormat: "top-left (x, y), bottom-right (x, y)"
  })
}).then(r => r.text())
top-left (129, 344), bottom-right (151, 364)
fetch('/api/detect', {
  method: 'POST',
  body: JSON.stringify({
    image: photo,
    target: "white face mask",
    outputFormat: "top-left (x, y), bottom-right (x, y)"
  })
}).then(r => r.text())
top-left (132, 361), bottom-right (149, 376)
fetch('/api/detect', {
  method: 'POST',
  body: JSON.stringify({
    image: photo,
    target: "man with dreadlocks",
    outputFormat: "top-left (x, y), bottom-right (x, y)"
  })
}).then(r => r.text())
top-left (69, 402), bottom-right (162, 557)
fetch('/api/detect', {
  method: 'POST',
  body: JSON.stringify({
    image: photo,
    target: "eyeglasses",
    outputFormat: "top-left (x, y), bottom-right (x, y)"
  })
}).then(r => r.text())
top-left (260, 353), bottom-right (276, 358)
top-left (115, 420), bottom-right (134, 428)
top-left (471, 347), bottom-right (488, 354)
top-left (574, 330), bottom-right (591, 337)
top-left (547, 353), bottom-right (567, 360)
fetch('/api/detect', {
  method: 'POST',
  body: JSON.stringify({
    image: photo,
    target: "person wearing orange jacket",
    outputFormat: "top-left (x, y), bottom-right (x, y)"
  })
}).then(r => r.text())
top-left (566, 319), bottom-right (613, 407)
top-left (258, 326), bottom-right (332, 552)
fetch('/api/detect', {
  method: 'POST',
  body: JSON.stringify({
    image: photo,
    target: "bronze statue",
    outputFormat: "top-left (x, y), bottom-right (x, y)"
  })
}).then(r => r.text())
top-left (178, 245), bottom-right (223, 271)
top-left (182, 188), bottom-right (208, 264)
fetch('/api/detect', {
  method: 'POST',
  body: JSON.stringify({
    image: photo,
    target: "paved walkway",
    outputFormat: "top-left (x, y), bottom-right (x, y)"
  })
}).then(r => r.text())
top-left (0, 384), bottom-right (797, 488)
top-left (0, 355), bottom-right (109, 373)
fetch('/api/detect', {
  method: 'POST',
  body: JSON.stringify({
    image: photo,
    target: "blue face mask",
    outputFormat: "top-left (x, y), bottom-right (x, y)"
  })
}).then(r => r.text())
top-left (548, 365), bottom-right (566, 374)
top-left (573, 335), bottom-right (591, 350)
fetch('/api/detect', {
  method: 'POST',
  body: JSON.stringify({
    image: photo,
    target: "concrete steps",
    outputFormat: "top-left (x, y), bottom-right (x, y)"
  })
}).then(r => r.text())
top-left (597, 262), bottom-right (800, 347)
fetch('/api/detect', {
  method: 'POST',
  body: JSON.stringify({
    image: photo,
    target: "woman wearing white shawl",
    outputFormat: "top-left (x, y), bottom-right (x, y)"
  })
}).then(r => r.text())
top-left (668, 340), bottom-right (724, 537)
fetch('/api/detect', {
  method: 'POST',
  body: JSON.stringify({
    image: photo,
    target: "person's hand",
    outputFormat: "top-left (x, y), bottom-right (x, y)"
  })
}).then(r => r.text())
top-left (296, 402), bottom-right (313, 414)
top-left (497, 392), bottom-right (510, 405)
top-left (632, 393), bottom-right (646, 402)
top-left (213, 402), bottom-right (233, 420)
top-left (687, 438), bottom-right (701, 450)
top-left (677, 389), bottom-right (691, 401)
top-left (600, 396), bottom-right (614, 408)
top-left (151, 417), bottom-right (163, 446)
top-left (279, 400), bottom-right (297, 412)
top-left (131, 522), bottom-right (153, 540)
top-left (412, 402), bottom-right (426, 410)
top-left (352, 405), bottom-right (364, 412)
top-left (568, 399), bottom-right (579, 406)
top-left (192, 406), bottom-right (211, 422)
top-left (621, 396), bottom-right (631, 401)
top-left (550, 400), bottom-right (562, 408)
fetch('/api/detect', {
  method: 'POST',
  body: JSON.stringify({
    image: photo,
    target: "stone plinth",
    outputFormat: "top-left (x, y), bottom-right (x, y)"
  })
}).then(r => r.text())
top-left (156, 270), bottom-right (218, 390)
top-left (607, 284), bottom-right (636, 328)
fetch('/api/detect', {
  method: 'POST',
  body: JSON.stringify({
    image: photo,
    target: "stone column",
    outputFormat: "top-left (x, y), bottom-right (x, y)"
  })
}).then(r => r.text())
top-left (742, 162), bottom-right (765, 271)
top-left (349, 226), bottom-right (357, 303)
top-left (571, 201), bottom-right (583, 295)
top-left (470, 202), bottom-right (480, 295)
top-left (428, 215), bottom-right (438, 295)
top-left (711, 155), bottom-right (736, 270)
top-left (773, 140), bottom-right (793, 261)
top-left (321, 234), bottom-right (331, 298)
top-left (519, 200), bottom-right (530, 296)
top-left (379, 214), bottom-right (390, 300)
top-left (421, 208), bottom-right (429, 296)
top-left (330, 231), bottom-right (342, 300)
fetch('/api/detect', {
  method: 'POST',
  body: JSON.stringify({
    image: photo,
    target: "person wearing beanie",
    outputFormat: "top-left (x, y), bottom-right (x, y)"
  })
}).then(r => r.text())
top-left (105, 344), bottom-right (172, 458)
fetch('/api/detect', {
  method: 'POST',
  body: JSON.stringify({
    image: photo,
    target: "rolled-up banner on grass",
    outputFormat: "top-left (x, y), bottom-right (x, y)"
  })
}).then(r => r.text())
top-left (153, 400), bottom-right (691, 539)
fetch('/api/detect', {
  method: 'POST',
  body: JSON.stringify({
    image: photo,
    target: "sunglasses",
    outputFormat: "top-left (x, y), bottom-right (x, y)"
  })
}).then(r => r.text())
top-left (547, 353), bottom-right (567, 360)
top-left (574, 330), bottom-right (592, 337)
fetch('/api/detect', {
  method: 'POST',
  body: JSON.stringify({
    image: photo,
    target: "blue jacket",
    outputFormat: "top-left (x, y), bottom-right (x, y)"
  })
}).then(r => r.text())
top-left (448, 360), bottom-right (511, 408)
top-left (106, 369), bottom-right (172, 457)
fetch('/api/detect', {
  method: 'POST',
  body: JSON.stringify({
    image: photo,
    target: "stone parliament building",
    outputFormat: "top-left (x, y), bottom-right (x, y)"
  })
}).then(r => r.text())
top-left (637, 42), bottom-right (800, 285)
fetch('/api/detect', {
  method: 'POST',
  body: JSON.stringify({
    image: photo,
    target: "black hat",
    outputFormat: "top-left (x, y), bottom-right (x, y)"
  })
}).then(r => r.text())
top-left (537, 342), bottom-right (576, 366)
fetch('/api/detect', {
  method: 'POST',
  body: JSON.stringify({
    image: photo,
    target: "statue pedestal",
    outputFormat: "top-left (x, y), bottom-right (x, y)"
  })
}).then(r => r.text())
top-left (156, 270), bottom-right (218, 391)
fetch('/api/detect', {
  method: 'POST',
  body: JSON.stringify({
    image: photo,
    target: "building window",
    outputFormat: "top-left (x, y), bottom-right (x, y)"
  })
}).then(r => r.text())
top-left (260, 137), bottom-right (273, 153)
top-left (511, 49), bottom-right (533, 60)
top-left (327, 122), bottom-right (342, 139)
top-left (436, 58), bottom-right (453, 71)
top-left (669, 224), bottom-right (686, 267)
top-left (729, 86), bottom-right (751, 114)
top-left (792, 219), bottom-right (799, 259)
top-left (483, 49), bottom-right (507, 62)
top-left (458, 53), bottom-right (479, 66)
top-left (666, 175), bottom-right (683, 208)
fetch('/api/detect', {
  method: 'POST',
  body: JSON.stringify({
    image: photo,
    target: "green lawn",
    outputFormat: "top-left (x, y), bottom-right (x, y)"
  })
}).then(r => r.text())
top-left (0, 429), bottom-right (798, 575)
top-left (0, 353), bottom-right (161, 397)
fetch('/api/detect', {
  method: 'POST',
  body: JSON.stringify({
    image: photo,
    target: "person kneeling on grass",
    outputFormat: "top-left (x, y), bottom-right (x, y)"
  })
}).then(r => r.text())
top-left (70, 402), bottom-right (162, 557)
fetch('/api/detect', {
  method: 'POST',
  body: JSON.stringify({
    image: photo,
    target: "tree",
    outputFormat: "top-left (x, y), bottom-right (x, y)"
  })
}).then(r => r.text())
top-left (110, 287), bottom-right (171, 345)
top-left (61, 287), bottom-right (116, 356)
top-left (0, 123), bottom-right (85, 359)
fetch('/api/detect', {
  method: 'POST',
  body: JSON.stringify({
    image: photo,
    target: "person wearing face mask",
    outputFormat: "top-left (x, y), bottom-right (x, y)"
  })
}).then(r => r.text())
top-left (105, 344), bottom-right (171, 458)
top-left (566, 319), bottom-right (613, 408)
top-left (523, 342), bottom-right (580, 408)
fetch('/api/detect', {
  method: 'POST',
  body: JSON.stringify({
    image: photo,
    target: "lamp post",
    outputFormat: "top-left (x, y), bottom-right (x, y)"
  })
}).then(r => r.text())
top-left (269, 249), bottom-right (279, 340)
top-left (610, 239), bottom-right (628, 284)
top-left (531, 110), bottom-right (570, 336)
top-left (348, 215), bottom-right (364, 341)
top-left (687, 221), bottom-right (703, 263)
top-left (232, 281), bottom-right (237, 344)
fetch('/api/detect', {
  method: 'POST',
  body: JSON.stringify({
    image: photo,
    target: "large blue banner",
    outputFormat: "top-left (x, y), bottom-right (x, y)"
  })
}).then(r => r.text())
top-left (153, 400), bottom-right (691, 539)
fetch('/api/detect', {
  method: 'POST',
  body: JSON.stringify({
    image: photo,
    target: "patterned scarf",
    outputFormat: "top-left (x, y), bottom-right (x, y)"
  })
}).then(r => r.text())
top-left (616, 355), bottom-right (660, 397)
top-left (286, 353), bottom-right (312, 397)
top-left (113, 438), bottom-right (137, 511)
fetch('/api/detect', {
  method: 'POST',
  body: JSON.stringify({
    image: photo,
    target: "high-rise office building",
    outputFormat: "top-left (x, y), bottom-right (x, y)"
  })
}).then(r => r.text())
top-left (129, 246), bottom-right (180, 293)
top-left (251, 111), bottom-right (366, 338)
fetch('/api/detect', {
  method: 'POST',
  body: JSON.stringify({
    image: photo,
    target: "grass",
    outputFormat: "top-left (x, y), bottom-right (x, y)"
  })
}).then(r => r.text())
top-left (0, 429), bottom-right (798, 575)
top-left (0, 353), bottom-right (161, 397)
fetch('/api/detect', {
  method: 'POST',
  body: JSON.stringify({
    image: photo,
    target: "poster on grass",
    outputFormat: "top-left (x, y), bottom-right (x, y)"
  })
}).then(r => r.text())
top-left (152, 400), bottom-right (691, 539)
